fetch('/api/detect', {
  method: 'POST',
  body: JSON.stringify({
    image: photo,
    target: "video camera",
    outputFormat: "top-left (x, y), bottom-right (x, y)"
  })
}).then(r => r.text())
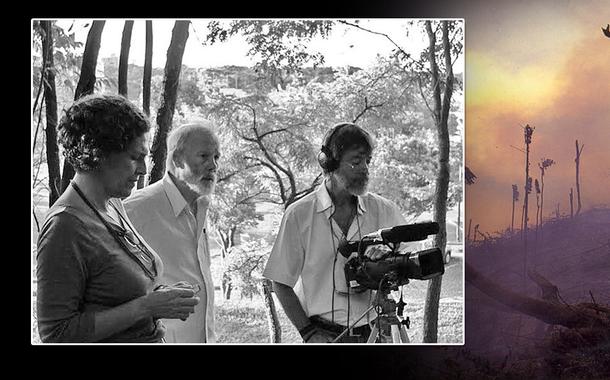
top-left (339, 222), bottom-right (445, 292)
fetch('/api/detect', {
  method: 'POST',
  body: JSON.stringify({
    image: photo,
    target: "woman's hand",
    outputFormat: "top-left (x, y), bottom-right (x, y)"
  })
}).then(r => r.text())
top-left (140, 287), bottom-right (199, 321)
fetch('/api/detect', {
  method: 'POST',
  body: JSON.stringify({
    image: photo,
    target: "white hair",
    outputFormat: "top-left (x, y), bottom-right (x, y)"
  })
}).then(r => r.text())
top-left (166, 120), bottom-right (217, 173)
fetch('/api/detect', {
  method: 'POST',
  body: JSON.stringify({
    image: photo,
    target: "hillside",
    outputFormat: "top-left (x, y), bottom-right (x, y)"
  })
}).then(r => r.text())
top-left (464, 207), bottom-right (610, 360)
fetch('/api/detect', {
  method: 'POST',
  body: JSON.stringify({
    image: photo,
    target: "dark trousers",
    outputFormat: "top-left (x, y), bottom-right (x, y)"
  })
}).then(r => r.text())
top-left (309, 316), bottom-right (372, 343)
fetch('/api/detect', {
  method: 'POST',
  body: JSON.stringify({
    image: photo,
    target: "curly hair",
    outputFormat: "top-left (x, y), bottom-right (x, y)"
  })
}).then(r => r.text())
top-left (58, 94), bottom-right (150, 172)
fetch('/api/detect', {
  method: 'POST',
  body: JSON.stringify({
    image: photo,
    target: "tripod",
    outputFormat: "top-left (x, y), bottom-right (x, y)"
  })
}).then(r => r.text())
top-left (332, 288), bottom-right (411, 343)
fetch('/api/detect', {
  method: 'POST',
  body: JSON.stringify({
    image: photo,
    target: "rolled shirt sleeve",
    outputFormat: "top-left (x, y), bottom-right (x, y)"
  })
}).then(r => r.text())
top-left (36, 212), bottom-right (96, 342)
top-left (263, 207), bottom-right (305, 288)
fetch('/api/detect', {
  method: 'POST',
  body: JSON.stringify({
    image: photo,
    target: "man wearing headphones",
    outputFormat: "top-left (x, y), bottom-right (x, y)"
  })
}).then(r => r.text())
top-left (263, 122), bottom-right (416, 343)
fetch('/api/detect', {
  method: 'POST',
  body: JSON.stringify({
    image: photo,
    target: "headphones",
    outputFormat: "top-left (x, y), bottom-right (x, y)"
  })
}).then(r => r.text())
top-left (317, 123), bottom-right (356, 172)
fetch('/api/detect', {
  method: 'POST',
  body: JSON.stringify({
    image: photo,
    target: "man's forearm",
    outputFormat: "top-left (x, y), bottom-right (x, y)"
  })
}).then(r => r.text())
top-left (271, 281), bottom-right (311, 330)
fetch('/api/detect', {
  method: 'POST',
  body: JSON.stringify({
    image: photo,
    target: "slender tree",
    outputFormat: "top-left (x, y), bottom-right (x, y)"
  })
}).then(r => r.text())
top-left (118, 20), bottom-right (134, 97)
top-left (538, 158), bottom-right (554, 229)
top-left (137, 20), bottom-right (153, 189)
top-left (574, 140), bottom-right (584, 215)
top-left (511, 184), bottom-right (519, 234)
top-left (40, 21), bottom-right (61, 206)
top-left (423, 20), bottom-right (455, 343)
top-left (534, 179), bottom-right (541, 233)
top-left (521, 124), bottom-right (534, 240)
top-left (149, 20), bottom-right (190, 184)
top-left (570, 188), bottom-right (574, 217)
top-left (60, 20), bottom-right (106, 193)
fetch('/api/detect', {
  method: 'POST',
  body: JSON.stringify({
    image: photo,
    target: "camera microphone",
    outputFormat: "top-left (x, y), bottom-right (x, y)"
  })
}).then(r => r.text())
top-left (365, 222), bottom-right (440, 244)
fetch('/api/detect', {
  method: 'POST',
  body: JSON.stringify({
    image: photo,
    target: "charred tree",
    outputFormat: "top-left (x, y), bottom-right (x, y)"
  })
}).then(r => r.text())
top-left (570, 188), bottom-right (574, 218)
top-left (512, 184), bottom-right (519, 233)
top-left (149, 20), bottom-right (190, 184)
top-left (118, 20), bottom-right (134, 97)
top-left (60, 20), bottom-right (105, 193)
top-left (538, 158), bottom-right (554, 236)
top-left (466, 262), bottom-right (610, 342)
top-left (575, 140), bottom-right (584, 215)
top-left (40, 21), bottom-right (61, 206)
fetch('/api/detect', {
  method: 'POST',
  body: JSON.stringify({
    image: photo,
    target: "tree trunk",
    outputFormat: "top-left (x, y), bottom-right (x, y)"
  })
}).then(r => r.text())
top-left (570, 188), bottom-right (574, 217)
top-left (575, 140), bottom-right (583, 215)
top-left (510, 197), bottom-right (515, 234)
top-left (539, 170), bottom-right (545, 241)
top-left (457, 199), bottom-right (461, 242)
top-left (570, 188), bottom-right (574, 218)
top-left (118, 20), bottom-right (134, 97)
top-left (142, 20), bottom-right (153, 117)
top-left (40, 21), bottom-right (61, 206)
top-left (262, 279), bottom-right (282, 343)
top-left (466, 262), bottom-right (610, 330)
top-left (520, 127), bottom-right (533, 283)
top-left (60, 20), bottom-right (105, 193)
top-left (149, 20), bottom-right (190, 185)
top-left (467, 218), bottom-right (472, 242)
top-left (138, 20), bottom-right (153, 190)
top-left (423, 20), bottom-right (453, 344)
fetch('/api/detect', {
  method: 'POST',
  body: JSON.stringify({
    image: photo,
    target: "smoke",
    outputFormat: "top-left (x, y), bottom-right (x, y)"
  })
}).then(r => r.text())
top-left (466, 7), bottom-right (610, 233)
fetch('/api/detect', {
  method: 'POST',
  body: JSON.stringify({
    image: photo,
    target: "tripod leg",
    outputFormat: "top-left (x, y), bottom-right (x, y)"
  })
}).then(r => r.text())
top-left (390, 324), bottom-right (402, 344)
top-left (367, 324), bottom-right (379, 343)
top-left (398, 325), bottom-right (410, 343)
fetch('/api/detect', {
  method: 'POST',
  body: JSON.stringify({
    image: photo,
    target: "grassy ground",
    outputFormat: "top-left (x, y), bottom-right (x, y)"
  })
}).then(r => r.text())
top-left (215, 293), bottom-right (463, 344)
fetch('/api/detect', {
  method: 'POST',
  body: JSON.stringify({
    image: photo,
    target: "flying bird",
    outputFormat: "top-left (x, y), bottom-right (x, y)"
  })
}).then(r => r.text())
top-left (603, 24), bottom-right (610, 38)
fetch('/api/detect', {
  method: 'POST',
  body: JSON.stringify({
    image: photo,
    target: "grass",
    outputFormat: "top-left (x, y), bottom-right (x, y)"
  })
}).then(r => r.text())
top-left (214, 291), bottom-right (463, 343)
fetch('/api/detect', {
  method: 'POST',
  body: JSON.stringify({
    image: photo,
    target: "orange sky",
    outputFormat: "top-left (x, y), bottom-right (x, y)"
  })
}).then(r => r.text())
top-left (463, 0), bottom-right (610, 234)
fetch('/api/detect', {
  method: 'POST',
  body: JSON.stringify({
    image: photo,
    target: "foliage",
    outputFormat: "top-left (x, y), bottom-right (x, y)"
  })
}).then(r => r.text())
top-left (222, 239), bottom-right (271, 299)
top-left (206, 20), bottom-right (333, 91)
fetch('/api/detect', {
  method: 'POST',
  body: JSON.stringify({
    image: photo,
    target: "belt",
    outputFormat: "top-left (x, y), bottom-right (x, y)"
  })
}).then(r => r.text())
top-left (309, 316), bottom-right (371, 336)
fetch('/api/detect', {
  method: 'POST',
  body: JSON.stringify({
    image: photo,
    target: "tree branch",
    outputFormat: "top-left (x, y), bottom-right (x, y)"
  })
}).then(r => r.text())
top-left (352, 96), bottom-right (385, 123)
top-left (338, 20), bottom-right (426, 72)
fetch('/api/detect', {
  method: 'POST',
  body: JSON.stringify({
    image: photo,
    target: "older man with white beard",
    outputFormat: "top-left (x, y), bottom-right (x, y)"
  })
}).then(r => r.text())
top-left (263, 122), bottom-right (418, 343)
top-left (125, 122), bottom-right (220, 343)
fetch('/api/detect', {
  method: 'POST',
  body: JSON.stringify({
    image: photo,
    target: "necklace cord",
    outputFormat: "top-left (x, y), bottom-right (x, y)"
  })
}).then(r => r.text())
top-left (70, 182), bottom-right (157, 280)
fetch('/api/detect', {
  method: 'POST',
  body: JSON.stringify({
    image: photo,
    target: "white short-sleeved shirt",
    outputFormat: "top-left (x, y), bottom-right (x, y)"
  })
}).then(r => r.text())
top-left (124, 174), bottom-right (215, 343)
top-left (263, 181), bottom-right (417, 327)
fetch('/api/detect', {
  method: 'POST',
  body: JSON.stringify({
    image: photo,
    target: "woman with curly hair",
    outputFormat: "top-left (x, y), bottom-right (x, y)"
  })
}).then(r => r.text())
top-left (36, 94), bottom-right (199, 343)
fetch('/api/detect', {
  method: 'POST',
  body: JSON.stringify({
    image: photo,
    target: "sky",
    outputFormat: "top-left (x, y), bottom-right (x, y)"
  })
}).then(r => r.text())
top-left (463, 0), bottom-right (610, 234)
top-left (54, 19), bottom-right (464, 72)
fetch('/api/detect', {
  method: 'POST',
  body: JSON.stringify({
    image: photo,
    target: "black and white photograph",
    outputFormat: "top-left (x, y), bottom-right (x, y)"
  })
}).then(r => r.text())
top-left (31, 18), bottom-right (465, 344)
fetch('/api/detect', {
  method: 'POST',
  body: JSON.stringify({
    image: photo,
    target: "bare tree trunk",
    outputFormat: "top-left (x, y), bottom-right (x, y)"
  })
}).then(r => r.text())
top-left (142, 21), bottom-right (153, 117)
top-left (539, 167), bottom-right (545, 240)
top-left (521, 126), bottom-right (534, 295)
top-left (60, 20), bottom-right (105, 193)
top-left (138, 20), bottom-right (154, 190)
top-left (457, 199), bottom-right (461, 242)
top-left (570, 188), bottom-right (574, 218)
top-left (575, 140), bottom-right (583, 215)
top-left (40, 21), bottom-right (61, 206)
top-left (570, 188), bottom-right (574, 217)
top-left (510, 197), bottom-right (515, 234)
top-left (467, 219), bottom-right (472, 242)
top-left (149, 20), bottom-right (189, 184)
top-left (423, 20), bottom-right (453, 344)
top-left (118, 20), bottom-right (134, 97)
top-left (466, 262), bottom-right (610, 329)
top-left (262, 279), bottom-right (281, 343)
